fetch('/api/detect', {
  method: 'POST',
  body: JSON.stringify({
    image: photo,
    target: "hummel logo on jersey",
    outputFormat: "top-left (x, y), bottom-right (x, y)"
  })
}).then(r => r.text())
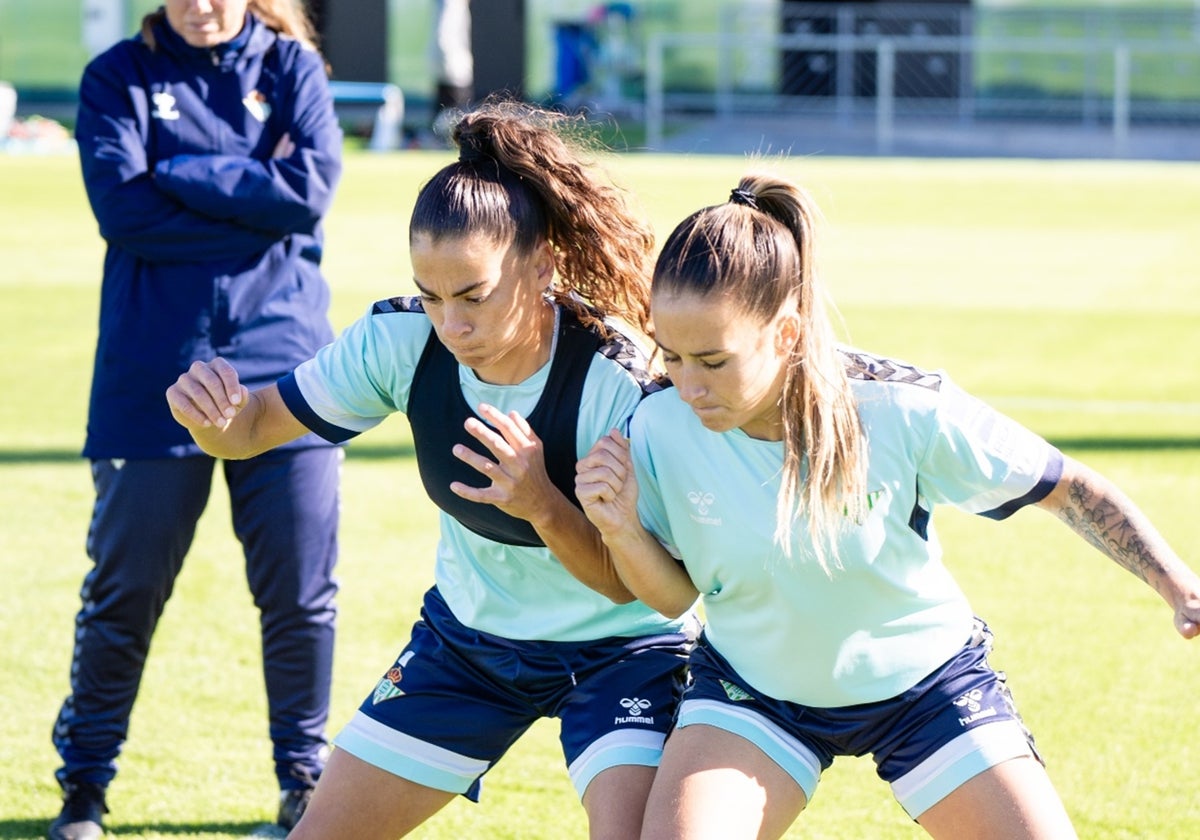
top-left (150, 91), bottom-right (180, 120)
top-left (688, 491), bottom-right (714, 515)
top-left (720, 679), bottom-right (754, 702)
top-left (954, 688), bottom-right (997, 726)
top-left (372, 652), bottom-right (414, 704)
top-left (687, 490), bottom-right (721, 525)
top-left (614, 697), bottom-right (654, 725)
top-left (843, 350), bottom-right (942, 391)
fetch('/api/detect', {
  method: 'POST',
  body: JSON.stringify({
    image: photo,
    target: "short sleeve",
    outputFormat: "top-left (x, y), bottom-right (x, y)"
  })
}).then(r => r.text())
top-left (917, 375), bottom-right (1063, 519)
top-left (282, 305), bottom-right (432, 440)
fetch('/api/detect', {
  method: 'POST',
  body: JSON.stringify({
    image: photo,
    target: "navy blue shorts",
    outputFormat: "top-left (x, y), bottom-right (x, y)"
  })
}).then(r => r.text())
top-left (676, 618), bottom-right (1040, 818)
top-left (334, 587), bottom-right (694, 800)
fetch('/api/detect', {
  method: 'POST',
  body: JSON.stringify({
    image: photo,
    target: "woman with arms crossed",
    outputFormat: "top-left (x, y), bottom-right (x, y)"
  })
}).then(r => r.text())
top-left (51, 1), bottom-right (343, 835)
top-left (577, 173), bottom-right (1200, 839)
top-left (168, 102), bottom-right (694, 839)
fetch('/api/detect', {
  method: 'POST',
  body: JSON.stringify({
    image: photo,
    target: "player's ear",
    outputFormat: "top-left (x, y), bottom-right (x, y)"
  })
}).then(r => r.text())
top-left (773, 308), bottom-right (802, 357)
top-left (533, 240), bottom-right (556, 288)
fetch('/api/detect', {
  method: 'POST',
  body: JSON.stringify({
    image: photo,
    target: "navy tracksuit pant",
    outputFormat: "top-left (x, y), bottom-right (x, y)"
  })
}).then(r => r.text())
top-left (52, 448), bottom-right (340, 792)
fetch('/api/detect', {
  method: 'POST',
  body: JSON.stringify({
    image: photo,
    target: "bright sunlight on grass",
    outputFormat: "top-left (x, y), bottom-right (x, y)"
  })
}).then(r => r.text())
top-left (2, 148), bottom-right (1198, 839)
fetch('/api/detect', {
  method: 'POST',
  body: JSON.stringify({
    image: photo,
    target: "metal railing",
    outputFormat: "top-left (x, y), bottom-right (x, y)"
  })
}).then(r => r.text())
top-left (642, 4), bottom-right (1200, 158)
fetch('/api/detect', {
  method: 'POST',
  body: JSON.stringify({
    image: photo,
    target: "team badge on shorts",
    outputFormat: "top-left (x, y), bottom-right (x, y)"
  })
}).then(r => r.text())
top-left (721, 679), bottom-right (754, 702)
top-left (372, 651), bottom-right (415, 705)
top-left (372, 666), bottom-right (404, 705)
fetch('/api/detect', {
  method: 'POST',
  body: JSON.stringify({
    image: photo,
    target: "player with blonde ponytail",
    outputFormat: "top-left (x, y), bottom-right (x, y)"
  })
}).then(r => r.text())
top-left (578, 171), bottom-right (1200, 840)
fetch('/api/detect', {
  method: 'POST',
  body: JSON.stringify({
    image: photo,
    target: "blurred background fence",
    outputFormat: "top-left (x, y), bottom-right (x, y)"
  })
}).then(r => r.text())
top-left (641, 3), bottom-right (1200, 155)
top-left (2, 1), bottom-right (1198, 159)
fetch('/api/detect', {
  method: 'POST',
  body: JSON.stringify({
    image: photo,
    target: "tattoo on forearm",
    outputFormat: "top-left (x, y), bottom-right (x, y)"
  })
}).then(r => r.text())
top-left (1057, 477), bottom-right (1160, 585)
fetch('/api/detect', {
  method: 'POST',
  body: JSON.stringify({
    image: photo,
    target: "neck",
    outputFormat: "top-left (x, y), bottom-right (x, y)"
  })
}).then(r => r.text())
top-left (739, 410), bottom-right (785, 442)
top-left (739, 370), bottom-right (790, 441)
top-left (475, 298), bottom-right (558, 386)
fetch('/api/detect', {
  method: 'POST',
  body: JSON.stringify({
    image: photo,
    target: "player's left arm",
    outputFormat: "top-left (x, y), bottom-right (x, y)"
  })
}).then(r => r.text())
top-left (1036, 454), bottom-right (1200, 639)
top-left (451, 403), bottom-right (637, 604)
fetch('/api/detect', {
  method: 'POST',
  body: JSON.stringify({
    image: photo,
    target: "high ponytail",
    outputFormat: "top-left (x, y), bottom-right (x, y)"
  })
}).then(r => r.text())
top-left (413, 99), bottom-right (655, 334)
top-left (653, 173), bottom-right (866, 572)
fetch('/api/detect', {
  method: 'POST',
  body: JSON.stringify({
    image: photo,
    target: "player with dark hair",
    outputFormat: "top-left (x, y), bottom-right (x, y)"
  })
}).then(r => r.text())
top-left (168, 101), bottom-right (695, 840)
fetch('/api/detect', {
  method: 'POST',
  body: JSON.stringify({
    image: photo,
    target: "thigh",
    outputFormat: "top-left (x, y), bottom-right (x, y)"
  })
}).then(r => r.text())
top-left (917, 755), bottom-right (1077, 840)
top-left (289, 747), bottom-right (456, 840)
top-left (877, 619), bottom-right (1045, 820)
top-left (643, 724), bottom-right (807, 840)
top-left (559, 634), bottom-right (691, 800)
top-left (582, 764), bottom-right (657, 840)
top-left (224, 448), bottom-right (341, 532)
top-left (86, 457), bottom-right (214, 594)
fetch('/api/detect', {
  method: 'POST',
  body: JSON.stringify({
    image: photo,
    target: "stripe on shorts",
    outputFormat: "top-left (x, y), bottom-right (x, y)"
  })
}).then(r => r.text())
top-left (333, 711), bottom-right (490, 794)
top-left (677, 698), bottom-right (824, 801)
top-left (890, 719), bottom-right (1035, 818)
top-left (568, 729), bottom-right (666, 799)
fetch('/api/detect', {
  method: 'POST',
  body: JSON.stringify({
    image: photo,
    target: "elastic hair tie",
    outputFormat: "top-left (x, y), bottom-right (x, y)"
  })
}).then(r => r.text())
top-left (729, 187), bottom-right (758, 210)
top-left (457, 134), bottom-right (490, 164)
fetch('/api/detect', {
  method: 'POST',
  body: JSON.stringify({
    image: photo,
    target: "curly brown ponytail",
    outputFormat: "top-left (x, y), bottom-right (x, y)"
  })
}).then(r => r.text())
top-left (413, 100), bottom-right (655, 334)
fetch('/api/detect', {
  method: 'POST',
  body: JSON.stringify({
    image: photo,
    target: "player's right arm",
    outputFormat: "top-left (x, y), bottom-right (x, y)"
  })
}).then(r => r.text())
top-left (576, 430), bottom-right (700, 617)
top-left (166, 358), bottom-right (309, 459)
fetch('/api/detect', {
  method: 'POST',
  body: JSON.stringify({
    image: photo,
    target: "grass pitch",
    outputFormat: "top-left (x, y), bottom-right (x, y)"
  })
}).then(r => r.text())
top-left (1, 148), bottom-right (1198, 838)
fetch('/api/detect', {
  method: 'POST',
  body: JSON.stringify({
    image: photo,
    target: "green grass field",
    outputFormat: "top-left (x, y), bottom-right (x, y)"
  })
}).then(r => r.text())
top-left (2, 147), bottom-right (1199, 839)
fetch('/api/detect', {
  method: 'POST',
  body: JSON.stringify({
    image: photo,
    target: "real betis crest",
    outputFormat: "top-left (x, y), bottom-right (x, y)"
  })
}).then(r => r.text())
top-left (243, 90), bottom-right (271, 122)
top-left (720, 679), bottom-right (754, 702)
top-left (372, 666), bottom-right (405, 704)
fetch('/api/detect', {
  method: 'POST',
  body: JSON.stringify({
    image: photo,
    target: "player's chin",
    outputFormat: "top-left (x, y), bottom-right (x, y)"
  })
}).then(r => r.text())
top-left (692, 408), bottom-right (734, 433)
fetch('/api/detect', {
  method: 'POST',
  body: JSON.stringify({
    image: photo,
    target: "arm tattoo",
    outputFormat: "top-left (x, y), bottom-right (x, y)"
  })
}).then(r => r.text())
top-left (1054, 477), bottom-right (1160, 586)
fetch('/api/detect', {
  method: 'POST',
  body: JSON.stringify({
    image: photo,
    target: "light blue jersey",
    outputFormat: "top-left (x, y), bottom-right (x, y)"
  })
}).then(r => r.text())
top-left (286, 301), bottom-right (684, 642)
top-left (631, 349), bottom-right (1062, 707)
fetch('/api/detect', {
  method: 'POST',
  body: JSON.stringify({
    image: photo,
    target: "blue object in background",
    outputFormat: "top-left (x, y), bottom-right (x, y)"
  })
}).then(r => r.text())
top-left (553, 21), bottom-right (595, 99)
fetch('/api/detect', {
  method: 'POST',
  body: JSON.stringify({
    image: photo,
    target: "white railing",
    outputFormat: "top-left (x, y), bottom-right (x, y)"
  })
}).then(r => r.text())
top-left (643, 31), bottom-right (1200, 157)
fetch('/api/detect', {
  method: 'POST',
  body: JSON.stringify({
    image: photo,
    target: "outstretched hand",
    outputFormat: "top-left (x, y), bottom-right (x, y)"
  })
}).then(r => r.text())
top-left (166, 358), bottom-right (250, 432)
top-left (1174, 595), bottom-right (1200, 640)
top-left (575, 429), bottom-right (640, 538)
top-left (450, 403), bottom-right (556, 522)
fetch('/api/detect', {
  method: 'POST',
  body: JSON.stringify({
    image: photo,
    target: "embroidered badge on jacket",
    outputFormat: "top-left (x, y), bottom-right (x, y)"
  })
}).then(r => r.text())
top-left (243, 90), bottom-right (271, 122)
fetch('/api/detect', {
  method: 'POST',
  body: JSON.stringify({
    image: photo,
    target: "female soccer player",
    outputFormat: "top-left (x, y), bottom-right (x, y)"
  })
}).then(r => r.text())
top-left (576, 172), bottom-right (1200, 839)
top-left (167, 101), bottom-right (694, 839)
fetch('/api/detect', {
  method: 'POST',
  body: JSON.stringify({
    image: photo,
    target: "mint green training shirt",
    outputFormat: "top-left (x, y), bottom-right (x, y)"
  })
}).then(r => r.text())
top-left (289, 301), bottom-right (685, 642)
top-left (631, 349), bottom-right (1062, 707)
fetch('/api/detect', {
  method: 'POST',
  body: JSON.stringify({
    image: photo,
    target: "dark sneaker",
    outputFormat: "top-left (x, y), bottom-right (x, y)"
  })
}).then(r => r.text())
top-left (276, 787), bottom-right (313, 831)
top-left (47, 782), bottom-right (107, 840)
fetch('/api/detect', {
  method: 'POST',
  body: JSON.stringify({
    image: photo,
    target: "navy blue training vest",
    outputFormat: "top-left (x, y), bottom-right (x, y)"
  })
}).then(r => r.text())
top-left (392, 298), bottom-right (602, 547)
